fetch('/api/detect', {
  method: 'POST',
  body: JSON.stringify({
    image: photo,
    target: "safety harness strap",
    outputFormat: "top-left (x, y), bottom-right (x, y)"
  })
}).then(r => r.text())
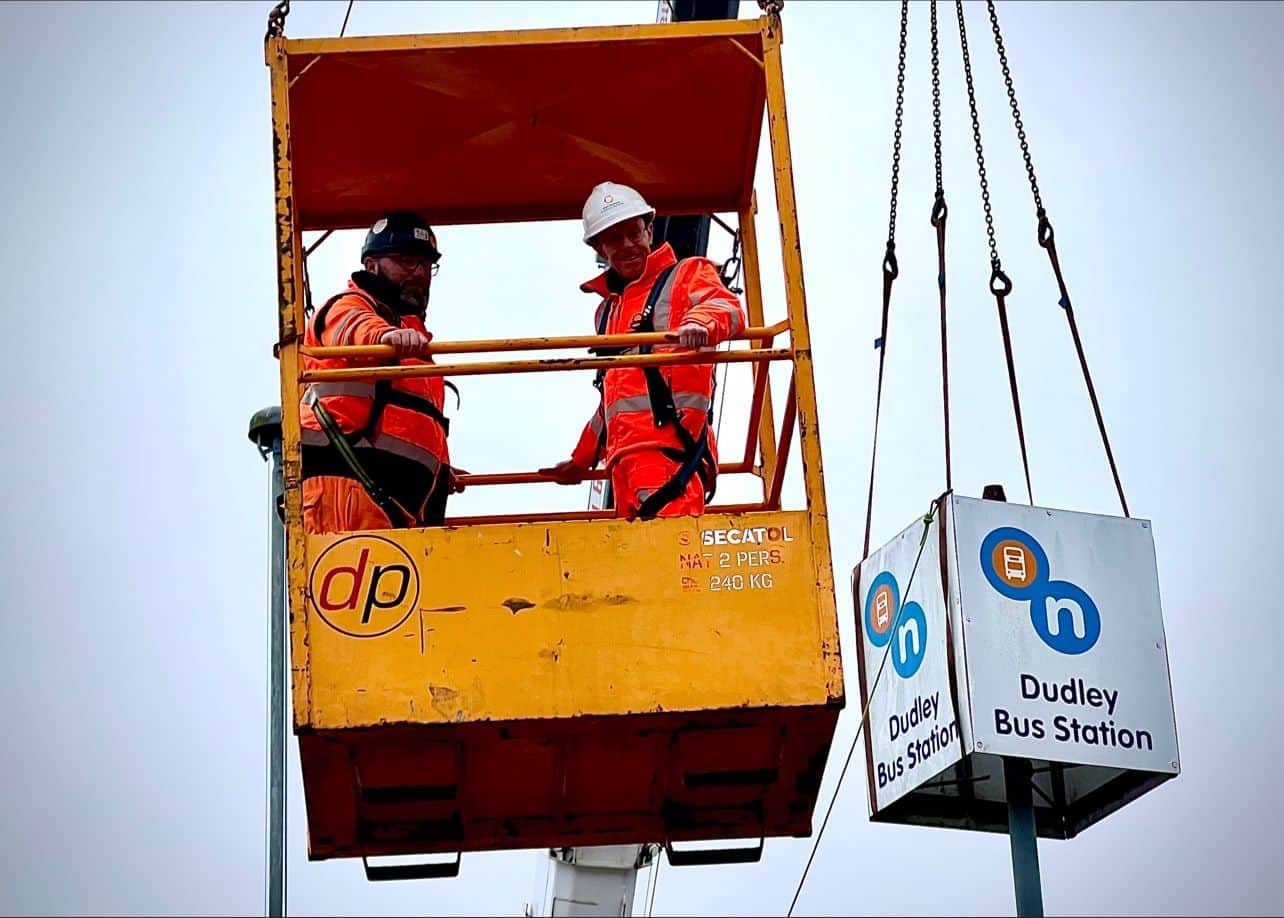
top-left (584, 262), bottom-right (719, 518)
top-left (636, 432), bottom-right (714, 521)
top-left (306, 394), bottom-right (417, 528)
top-left (358, 381), bottom-right (451, 443)
top-left (632, 264), bottom-right (717, 517)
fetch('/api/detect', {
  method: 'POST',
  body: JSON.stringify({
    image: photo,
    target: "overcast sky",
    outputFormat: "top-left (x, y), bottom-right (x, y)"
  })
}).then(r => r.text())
top-left (1, 1), bottom-right (1281, 915)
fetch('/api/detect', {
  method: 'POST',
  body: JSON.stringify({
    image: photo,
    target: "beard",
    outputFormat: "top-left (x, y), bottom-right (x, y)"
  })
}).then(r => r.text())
top-left (399, 286), bottom-right (427, 312)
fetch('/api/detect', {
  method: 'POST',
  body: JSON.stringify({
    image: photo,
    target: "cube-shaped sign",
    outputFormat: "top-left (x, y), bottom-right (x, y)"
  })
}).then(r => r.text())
top-left (855, 494), bottom-right (1179, 838)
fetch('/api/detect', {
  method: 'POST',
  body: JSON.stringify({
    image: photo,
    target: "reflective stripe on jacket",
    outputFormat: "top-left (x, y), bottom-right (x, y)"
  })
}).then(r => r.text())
top-left (300, 275), bottom-right (450, 477)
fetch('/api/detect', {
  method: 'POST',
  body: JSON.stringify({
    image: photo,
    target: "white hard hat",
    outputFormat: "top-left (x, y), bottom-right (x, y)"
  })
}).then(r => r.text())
top-left (581, 181), bottom-right (656, 244)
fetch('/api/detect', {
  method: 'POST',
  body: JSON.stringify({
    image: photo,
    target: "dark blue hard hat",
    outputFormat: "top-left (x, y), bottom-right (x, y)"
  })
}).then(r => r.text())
top-left (361, 211), bottom-right (441, 262)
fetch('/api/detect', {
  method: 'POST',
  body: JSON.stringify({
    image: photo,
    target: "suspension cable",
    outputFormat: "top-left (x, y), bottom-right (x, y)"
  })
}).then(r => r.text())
top-left (788, 500), bottom-right (940, 916)
top-left (930, 0), bottom-right (952, 493)
top-left (984, 0), bottom-right (1130, 516)
top-left (862, 0), bottom-right (909, 561)
top-left (645, 851), bottom-right (662, 917)
top-left (956, 0), bottom-right (1033, 505)
top-left (340, 0), bottom-right (355, 37)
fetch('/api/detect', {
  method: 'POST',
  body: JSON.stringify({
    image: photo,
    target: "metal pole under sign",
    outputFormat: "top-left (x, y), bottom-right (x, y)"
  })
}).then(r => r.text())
top-left (1003, 756), bottom-right (1044, 918)
top-left (981, 483), bottom-right (1044, 918)
top-left (249, 406), bottom-right (287, 918)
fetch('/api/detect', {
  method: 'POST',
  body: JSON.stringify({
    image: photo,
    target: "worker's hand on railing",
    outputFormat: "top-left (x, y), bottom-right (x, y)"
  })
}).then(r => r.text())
top-left (380, 327), bottom-right (432, 358)
top-left (446, 465), bottom-right (469, 494)
top-left (538, 459), bottom-right (589, 485)
top-left (676, 321), bottom-right (710, 349)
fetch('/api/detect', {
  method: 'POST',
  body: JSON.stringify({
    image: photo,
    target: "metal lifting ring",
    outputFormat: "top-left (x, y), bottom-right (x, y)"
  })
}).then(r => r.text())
top-left (757, 0), bottom-right (784, 16)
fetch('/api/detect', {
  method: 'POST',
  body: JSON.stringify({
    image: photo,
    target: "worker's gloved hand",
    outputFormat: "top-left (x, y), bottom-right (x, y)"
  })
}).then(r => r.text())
top-left (380, 327), bottom-right (432, 358)
top-left (676, 321), bottom-right (710, 349)
top-left (446, 465), bottom-right (468, 494)
top-left (539, 459), bottom-right (588, 485)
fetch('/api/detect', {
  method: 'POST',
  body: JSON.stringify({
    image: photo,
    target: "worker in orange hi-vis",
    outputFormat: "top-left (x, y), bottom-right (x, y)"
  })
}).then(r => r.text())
top-left (541, 182), bottom-right (746, 520)
top-left (299, 211), bottom-right (465, 534)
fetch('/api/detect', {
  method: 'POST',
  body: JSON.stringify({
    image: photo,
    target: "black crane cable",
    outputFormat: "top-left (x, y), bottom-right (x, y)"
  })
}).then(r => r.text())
top-left (931, 0), bottom-right (953, 494)
top-left (983, 0), bottom-right (1130, 516)
top-left (861, 0), bottom-right (909, 562)
top-left (792, 3), bottom-right (1136, 912)
top-left (956, 0), bottom-right (1034, 506)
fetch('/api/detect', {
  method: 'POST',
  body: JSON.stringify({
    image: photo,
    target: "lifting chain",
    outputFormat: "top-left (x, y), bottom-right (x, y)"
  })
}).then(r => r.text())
top-left (930, 0), bottom-right (945, 208)
top-left (885, 0), bottom-right (909, 266)
top-left (863, 0), bottom-right (910, 560)
top-left (955, 0), bottom-right (1007, 291)
top-left (983, 0), bottom-right (1131, 516)
top-left (265, 0), bottom-right (290, 41)
top-left (957, 0), bottom-right (1031, 505)
top-left (986, 0), bottom-right (1046, 234)
top-left (719, 229), bottom-right (744, 295)
top-left (757, 0), bottom-right (784, 17)
top-left (929, 0), bottom-right (952, 492)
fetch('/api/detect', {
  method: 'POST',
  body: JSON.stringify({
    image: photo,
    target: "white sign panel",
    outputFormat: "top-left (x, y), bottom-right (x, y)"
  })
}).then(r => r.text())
top-left (860, 507), bottom-right (963, 812)
top-left (951, 495), bottom-right (1179, 774)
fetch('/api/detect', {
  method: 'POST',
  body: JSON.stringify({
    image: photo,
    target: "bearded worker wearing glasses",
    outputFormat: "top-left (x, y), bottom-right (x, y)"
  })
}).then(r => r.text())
top-left (299, 211), bottom-right (464, 533)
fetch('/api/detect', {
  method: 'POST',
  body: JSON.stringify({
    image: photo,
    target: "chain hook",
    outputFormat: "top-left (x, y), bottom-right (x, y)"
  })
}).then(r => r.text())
top-left (883, 241), bottom-right (899, 281)
top-left (989, 264), bottom-right (1013, 297)
top-left (1036, 207), bottom-right (1055, 248)
top-left (719, 229), bottom-right (744, 294)
top-left (265, 0), bottom-right (290, 42)
top-left (757, 0), bottom-right (784, 17)
top-left (930, 191), bottom-right (948, 228)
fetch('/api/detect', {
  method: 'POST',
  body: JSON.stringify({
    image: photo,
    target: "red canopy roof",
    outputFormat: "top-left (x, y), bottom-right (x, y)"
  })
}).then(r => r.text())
top-left (281, 20), bottom-right (768, 230)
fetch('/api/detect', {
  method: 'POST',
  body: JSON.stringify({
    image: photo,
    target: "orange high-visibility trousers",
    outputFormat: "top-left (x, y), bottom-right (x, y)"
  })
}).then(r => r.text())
top-left (610, 450), bottom-right (705, 520)
top-left (302, 472), bottom-right (450, 534)
top-left (302, 477), bottom-right (397, 534)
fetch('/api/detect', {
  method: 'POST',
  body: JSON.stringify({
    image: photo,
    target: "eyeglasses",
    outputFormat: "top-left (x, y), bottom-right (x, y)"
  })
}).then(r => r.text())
top-left (386, 252), bottom-right (441, 276)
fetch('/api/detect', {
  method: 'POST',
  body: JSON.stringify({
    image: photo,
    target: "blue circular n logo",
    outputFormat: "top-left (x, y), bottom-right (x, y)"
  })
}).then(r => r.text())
top-left (979, 527), bottom-right (1101, 654)
top-left (890, 600), bottom-right (928, 679)
top-left (1030, 580), bottom-right (1101, 655)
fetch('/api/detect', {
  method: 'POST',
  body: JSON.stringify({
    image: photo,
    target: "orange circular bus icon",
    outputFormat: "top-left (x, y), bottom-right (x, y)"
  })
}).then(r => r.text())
top-left (869, 583), bottom-right (896, 637)
top-left (308, 535), bottom-right (420, 638)
top-left (991, 539), bottom-right (1038, 590)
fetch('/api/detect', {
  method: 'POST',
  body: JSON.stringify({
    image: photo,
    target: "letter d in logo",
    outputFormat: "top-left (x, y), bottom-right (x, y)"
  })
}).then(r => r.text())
top-left (309, 535), bottom-right (420, 638)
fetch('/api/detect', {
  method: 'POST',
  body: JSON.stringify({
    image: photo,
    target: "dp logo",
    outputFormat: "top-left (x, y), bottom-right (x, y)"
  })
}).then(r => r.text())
top-left (863, 571), bottom-right (927, 679)
top-left (309, 535), bottom-right (419, 638)
top-left (980, 527), bottom-right (1100, 655)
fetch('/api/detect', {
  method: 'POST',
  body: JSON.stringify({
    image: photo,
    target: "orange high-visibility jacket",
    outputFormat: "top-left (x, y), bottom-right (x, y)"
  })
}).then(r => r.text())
top-left (300, 275), bottom-right (450, 490)
top-left (571, 243), bottom-right (746, 470)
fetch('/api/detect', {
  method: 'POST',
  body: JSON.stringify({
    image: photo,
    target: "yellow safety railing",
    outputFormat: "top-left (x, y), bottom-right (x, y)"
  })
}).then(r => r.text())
top-left (295, 318), bottom-right (799, 525)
